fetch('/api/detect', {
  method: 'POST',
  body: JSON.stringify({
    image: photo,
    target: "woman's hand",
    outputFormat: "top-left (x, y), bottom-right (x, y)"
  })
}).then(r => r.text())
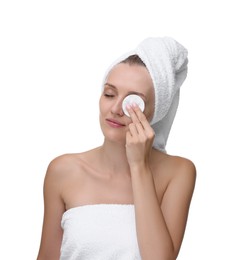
top-left (125, 104), bottom-right (155, 168)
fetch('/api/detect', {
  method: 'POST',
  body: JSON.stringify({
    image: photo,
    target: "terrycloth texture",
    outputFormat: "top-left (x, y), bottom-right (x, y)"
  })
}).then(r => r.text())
top-left (60, 204), bottom-right (141, 260)
top-left (103, 37), bottom-right (188, 152)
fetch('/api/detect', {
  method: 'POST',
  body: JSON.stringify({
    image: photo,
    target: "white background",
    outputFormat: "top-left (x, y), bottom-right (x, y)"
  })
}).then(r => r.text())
top-left (1, 0), bottom-right (232, 259)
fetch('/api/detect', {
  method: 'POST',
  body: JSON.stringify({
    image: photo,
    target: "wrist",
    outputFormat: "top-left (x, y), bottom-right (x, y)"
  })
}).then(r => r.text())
top-left (129, 161), bottom-right (151, 174)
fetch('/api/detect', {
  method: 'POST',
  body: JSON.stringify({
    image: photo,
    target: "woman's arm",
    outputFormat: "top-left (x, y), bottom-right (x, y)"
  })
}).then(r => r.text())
top-left (130, 158), bottom-right (196, 260)
top-left (126, 105), bottom-right (196, 260)
top-left (37, 158), bottom-right (66, 260)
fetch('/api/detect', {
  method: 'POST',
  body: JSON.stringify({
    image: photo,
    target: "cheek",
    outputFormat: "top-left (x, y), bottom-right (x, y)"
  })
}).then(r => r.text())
top-left (99, 98), bottom-right (105, 129)
top-left (99, 96), bottom-right (110, 120)
top-left (99, 96), bottom-right (106, 115)
top-left (144, 96), bottom-right (155, 122)
top-left (144, 105), bottom-right (154, 122)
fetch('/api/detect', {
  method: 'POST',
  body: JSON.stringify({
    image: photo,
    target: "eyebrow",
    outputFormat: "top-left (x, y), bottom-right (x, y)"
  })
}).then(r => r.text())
top-left (104, 83), bottom-right (146, 99)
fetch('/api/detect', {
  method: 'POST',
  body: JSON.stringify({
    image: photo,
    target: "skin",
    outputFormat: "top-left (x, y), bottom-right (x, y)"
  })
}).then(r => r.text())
top-left (37, 63), bottom-right (196, 260)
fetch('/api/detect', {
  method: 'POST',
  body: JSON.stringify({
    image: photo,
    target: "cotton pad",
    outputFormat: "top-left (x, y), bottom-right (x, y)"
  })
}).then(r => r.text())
top-left (122, 94), bottom-right (145, 117)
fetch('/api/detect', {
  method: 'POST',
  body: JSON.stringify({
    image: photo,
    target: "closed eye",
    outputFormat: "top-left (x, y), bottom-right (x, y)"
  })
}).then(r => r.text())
top-left (104, 94), bottom-right (115, 98)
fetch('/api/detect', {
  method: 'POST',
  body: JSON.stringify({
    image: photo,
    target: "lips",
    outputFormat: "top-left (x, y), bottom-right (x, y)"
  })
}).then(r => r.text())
top-left (106, 118), bottom-right (126, 128)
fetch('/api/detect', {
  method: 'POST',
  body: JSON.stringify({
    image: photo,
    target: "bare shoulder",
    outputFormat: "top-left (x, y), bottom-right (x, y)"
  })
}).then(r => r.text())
top-left (47, 153), bottom-right (78, 172)
top-left (46, 152), bottom-right (90, 176)
top-left (166, 154), bottom-right (196, 175)
top-left (44, 148), bottom-right (101, 187)
top-left (153, 149), bottom-right (195, 175)
top-left (43, 153), bottom-right (83, 191)
top-left (165, 155), bottom-right (196, 201)
top-left (168, 155), bottom-right (196, 185)
top-left (151, 149), bottom-right (196, 194)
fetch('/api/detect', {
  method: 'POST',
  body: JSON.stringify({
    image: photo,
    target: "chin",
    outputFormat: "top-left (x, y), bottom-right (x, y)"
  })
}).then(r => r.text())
top-left (99, 119), bottom-right (128, 145)
top-left (102, 128), bottom-right (126, 144)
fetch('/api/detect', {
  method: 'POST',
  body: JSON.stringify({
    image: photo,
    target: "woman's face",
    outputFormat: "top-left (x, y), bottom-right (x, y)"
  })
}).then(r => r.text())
top-left (99, 63), bottom-right (155, 144)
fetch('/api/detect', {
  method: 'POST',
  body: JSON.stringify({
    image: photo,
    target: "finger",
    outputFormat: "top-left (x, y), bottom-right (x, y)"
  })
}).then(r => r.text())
top-left (135, 122), bottom-right (146, 136)
top-left (132, 104), bottom-right (151, 130)
top-left (132, 104), bottom-right (147, 121)
top-left (126, 104), bottom-right (141, 124)
top-left (127, 104), bottom-right (154, 138)
top-left (128, 122), bottom-right (139, 136)
top-left (129, 122), bottom-right (149, 144)
top-left (131, 104), bottom-right (155, 141)
top-left (131, 123), bottom-right (147, 140)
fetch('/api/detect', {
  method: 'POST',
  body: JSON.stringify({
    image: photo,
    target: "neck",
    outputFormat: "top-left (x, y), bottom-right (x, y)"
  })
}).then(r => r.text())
top-left (99, 139), bottom-right (130, 174)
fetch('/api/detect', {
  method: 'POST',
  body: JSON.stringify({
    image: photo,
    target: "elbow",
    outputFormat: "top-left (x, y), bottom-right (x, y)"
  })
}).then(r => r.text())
top-left (157, 247), bottom-right (179, 260)
top-left (165, 249), bottom-right (179, 260)
top-left (165, 248), bottom-right (179, 260)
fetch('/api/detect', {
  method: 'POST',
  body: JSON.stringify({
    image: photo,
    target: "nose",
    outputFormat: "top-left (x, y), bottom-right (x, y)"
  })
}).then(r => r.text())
top-left (111, 98), bottom-right (124, 116)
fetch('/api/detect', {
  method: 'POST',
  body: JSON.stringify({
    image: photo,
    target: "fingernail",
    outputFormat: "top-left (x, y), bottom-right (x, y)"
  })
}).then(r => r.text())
top-left (126, 104), bottom-right (131, 110)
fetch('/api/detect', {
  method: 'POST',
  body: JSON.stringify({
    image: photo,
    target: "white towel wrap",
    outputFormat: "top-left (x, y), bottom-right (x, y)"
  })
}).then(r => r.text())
top-left (60, 204), bottom-right (141, 260)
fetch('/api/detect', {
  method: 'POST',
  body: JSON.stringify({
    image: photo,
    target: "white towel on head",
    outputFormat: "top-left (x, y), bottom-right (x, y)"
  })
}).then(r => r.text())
top-left (102, 37), bottom-right (188, 152)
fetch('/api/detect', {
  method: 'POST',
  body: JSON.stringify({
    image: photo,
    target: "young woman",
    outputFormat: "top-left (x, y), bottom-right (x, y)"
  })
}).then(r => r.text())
top-left (37, 37), bottom-right (196, 260)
